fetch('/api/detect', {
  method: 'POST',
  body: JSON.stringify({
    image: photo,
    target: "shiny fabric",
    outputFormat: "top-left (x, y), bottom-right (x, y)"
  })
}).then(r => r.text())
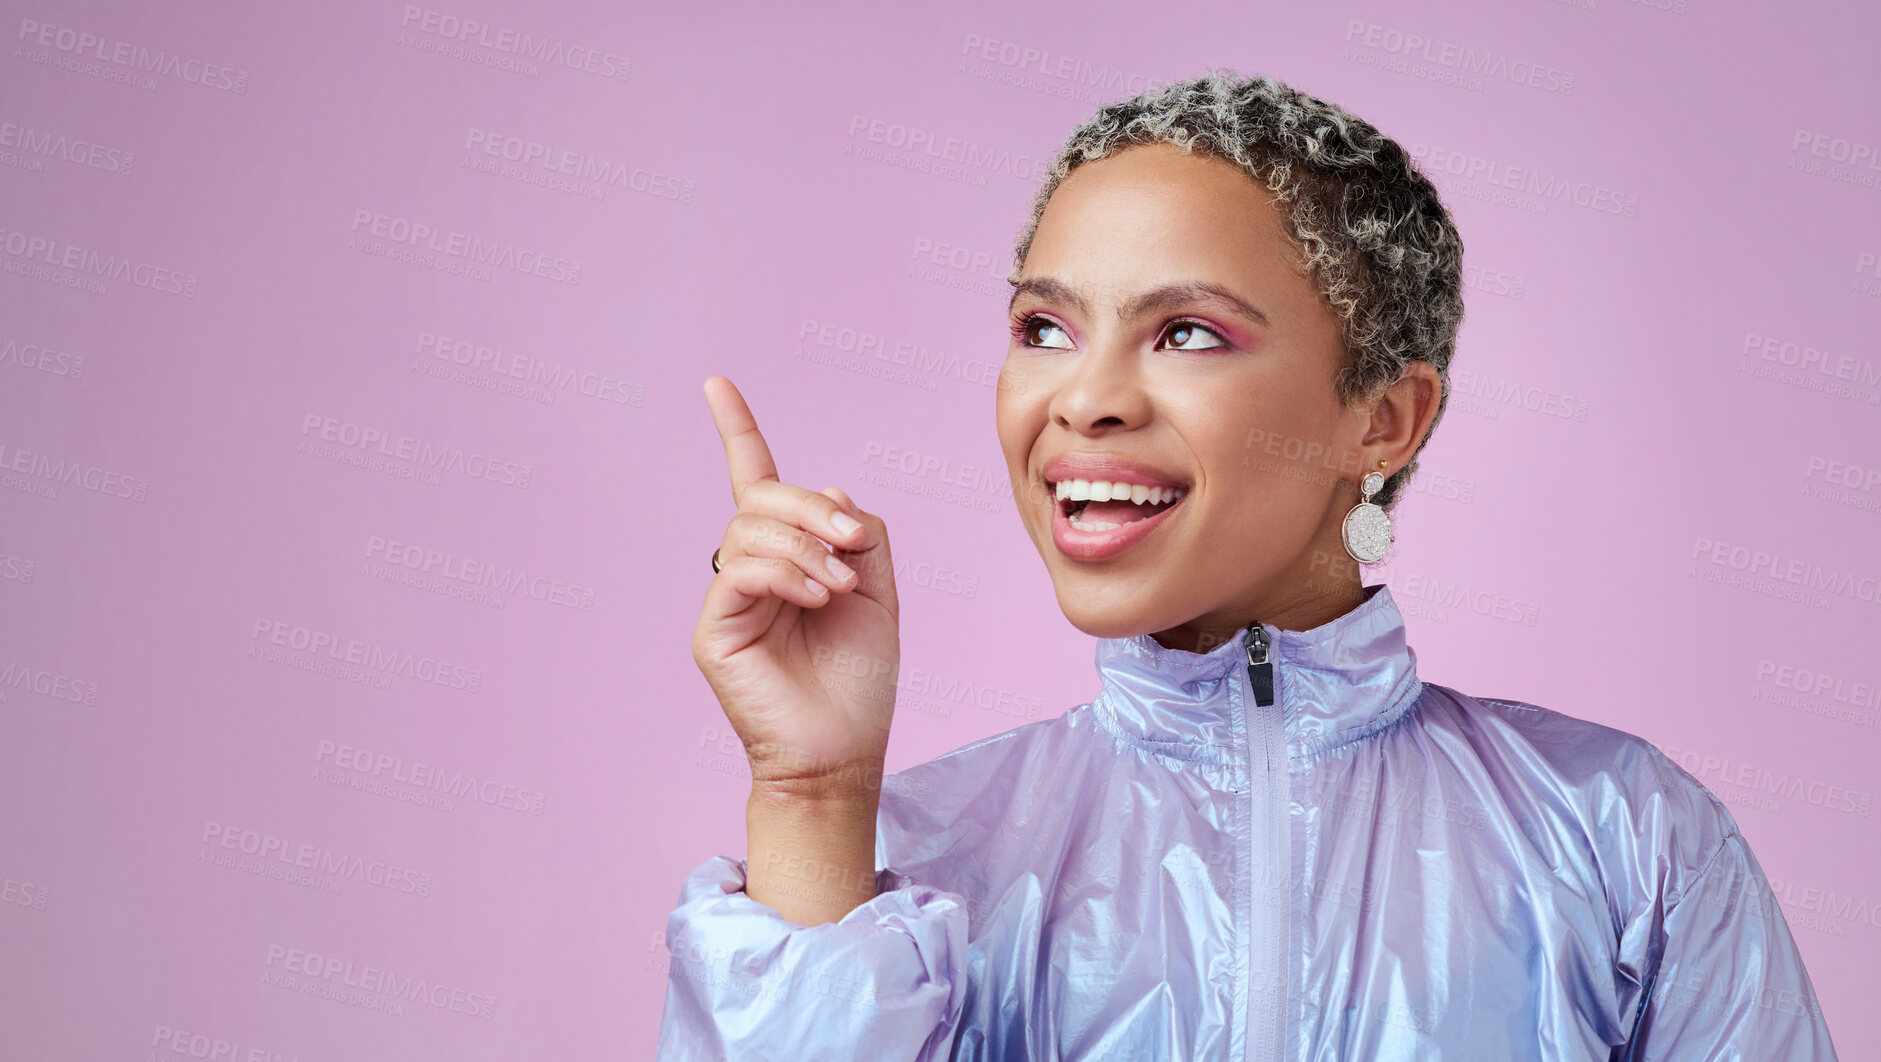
top-left (655, 584), bottom-right (1839, 1060)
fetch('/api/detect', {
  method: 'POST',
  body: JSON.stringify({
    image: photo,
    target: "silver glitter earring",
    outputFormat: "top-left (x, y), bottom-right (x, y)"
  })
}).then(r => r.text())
top-left (1342, 461), bottom-right (1392, 563)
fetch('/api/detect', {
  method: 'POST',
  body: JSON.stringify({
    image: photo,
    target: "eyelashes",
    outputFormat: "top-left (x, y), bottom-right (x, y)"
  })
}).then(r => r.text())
top-left (1008, 313), bottom-right (1070, 349)
top-left (1160, 320), bottom-right (1227, 352)
top-left (1007, 313), bottom-right (1228, 352)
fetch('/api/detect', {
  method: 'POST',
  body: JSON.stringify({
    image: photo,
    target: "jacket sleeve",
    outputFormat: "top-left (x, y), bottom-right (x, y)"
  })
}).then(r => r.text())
top-left (654, 854), bottom-right (972, 1062)
top-left (1621, 831), bottom-right (1840, 1061)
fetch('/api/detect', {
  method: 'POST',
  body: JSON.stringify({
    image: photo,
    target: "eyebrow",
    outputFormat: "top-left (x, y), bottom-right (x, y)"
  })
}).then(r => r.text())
top-left (1006, 276), bottom-right (1270, 328)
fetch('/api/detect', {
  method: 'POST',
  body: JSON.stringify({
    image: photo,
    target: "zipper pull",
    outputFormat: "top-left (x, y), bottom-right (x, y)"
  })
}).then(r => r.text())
top-left (1245, 622), bottom-right (1274, 707)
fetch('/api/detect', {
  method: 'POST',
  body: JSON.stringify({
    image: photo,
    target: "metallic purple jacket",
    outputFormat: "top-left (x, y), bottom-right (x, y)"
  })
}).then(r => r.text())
top-left (656, 584), bottom-right (1839, 1060)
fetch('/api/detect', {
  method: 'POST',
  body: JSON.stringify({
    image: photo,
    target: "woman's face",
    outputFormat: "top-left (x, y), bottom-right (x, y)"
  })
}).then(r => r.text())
top-left (995, 142), bottom-right (1435, 649)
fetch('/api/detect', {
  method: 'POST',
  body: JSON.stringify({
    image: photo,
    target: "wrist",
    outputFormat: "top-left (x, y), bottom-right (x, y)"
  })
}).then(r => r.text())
top-left (745, 773), bottom-right (884, 922)
top-left (748, 758), bottom-right (889, 809)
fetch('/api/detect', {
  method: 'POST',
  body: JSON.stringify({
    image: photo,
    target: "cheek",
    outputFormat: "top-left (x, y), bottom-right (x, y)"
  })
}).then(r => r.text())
top-left (1196, 461), bottom-right (1329, 567)
top-left (994, 387), bottom-right (1045, 456)
top-left (1204, 409), bottom-right (1343, 514)
top-left (996, 357), bottom-right (1034, 404)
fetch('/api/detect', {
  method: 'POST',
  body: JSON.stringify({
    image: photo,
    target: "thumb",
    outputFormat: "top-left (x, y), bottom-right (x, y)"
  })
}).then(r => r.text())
top-left (820, 485), bottom-right (860, 516)
top-left (818, 487), bottom-right (896, 612)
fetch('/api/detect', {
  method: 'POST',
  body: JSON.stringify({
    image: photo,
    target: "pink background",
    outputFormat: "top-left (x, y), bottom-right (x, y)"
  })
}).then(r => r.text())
top-left (3, 1), bottom-right (1878, 1057)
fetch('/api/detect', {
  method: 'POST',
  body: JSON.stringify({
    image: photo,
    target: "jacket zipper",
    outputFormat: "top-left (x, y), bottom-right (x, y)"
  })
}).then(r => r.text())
top-left (1246, 622), bottom-right (1274, 708)
top-left (1245, 620), bottom-right (1283, 1062)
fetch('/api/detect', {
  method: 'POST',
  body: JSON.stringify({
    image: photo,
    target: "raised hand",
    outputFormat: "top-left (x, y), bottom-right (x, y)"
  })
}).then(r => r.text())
top-left (692, 375), bottom-right (902, 798)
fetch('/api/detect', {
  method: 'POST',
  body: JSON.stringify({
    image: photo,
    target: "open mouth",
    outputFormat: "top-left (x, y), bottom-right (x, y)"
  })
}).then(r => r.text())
top-left (1052, 478), bottom-right (1188, 532)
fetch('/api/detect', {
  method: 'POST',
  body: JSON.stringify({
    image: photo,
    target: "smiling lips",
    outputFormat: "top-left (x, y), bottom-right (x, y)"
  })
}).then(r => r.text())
top-left (1040, 454), bottom-right (1191, 560)
top-left (1054, 478), bottom-right (1186, 530)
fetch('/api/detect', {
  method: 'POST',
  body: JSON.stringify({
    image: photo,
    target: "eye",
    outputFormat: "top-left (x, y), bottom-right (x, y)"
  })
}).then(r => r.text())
top-left (1160, 320), bottom-right (1226, 351)
top-left (1011, 313), bottom-right (1073, 350)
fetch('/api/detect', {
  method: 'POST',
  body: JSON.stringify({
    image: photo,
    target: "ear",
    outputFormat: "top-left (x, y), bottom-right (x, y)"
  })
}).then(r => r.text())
top-left (1357, 362), bottom-right (1444, 481)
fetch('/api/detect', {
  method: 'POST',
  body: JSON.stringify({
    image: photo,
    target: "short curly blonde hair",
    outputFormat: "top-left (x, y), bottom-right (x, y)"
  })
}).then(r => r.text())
top-left (1009, 67), bottom-right (1466, 514)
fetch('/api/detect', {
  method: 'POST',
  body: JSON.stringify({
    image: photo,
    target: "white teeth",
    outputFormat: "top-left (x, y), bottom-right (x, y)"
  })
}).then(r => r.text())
top-left (1069, 516), bottom-right (1124, 532)
top-left (1050, 478), bottom-right (1186, 505)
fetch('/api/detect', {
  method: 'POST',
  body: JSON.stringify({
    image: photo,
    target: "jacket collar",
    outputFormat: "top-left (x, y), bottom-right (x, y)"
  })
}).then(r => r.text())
top-left (1092, 583), bottom-right (1424, 762)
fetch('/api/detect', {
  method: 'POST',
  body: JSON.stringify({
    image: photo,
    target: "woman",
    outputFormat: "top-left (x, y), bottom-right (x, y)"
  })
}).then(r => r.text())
top-left (656, 70), bottom-right (1840, 1060)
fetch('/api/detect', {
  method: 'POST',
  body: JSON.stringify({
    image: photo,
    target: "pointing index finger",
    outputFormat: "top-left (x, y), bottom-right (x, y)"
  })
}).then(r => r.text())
top-left (704, 376), bottom-right (779, 504)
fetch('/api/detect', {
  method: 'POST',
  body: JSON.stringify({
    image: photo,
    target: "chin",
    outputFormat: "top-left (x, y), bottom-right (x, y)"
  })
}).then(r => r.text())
top-left (1050, 586), bottom-right (1178, 641)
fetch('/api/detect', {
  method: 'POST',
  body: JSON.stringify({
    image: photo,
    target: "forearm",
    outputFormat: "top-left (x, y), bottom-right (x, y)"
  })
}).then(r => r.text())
top-left (744, 776), bottom-right (882, 926)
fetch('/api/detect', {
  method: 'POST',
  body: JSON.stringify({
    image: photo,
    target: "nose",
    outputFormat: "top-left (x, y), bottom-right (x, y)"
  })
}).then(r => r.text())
top-left (1047, 340), bottom-right (1153, 436)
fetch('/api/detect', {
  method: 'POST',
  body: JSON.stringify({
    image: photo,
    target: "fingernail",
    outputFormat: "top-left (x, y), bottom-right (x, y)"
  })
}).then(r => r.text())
top-left (804, 577), bottom-right (828, 596)
top-left (825, 554), bottom-right (855, 581)
top-left (830, 512), bottom-right (863, 538)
